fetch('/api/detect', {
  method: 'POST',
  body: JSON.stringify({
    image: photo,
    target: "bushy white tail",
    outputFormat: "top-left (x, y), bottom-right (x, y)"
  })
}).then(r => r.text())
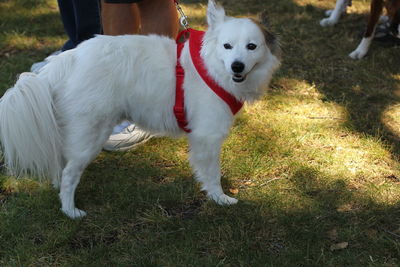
top-left (0, 72), bottom-right (63, 186)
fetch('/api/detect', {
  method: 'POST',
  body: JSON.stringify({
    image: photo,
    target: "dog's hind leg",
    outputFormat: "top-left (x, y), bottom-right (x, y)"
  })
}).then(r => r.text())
top-left (59, 121), bottom-right (114, 219)
top-left (188, 134), bottom-right (238, 205)
top-left (59, 160), bottom-right (88, 218)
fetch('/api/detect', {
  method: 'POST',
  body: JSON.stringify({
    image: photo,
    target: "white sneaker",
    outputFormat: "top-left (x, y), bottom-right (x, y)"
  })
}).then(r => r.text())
top-left (103, 122), bottom-right (152, 152)
top-left (30, 50), bottom-right (62, 73)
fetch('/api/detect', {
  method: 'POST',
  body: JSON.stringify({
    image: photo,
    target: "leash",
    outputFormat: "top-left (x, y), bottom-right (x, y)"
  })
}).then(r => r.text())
top-left (173, 0), bottom-right (191, 132)
top-left (174, 0), bottom-right (189, 29)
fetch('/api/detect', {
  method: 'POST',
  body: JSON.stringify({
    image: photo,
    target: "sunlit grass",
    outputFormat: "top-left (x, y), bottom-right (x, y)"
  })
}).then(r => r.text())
top-left (383, 104), bottom-right (400, 137)
top-left (2, 33), bottom-right (64, 50)
top-left (225, 78), bottom-right (400, 205)
top-left (294, 0), bottom-right (371, 13)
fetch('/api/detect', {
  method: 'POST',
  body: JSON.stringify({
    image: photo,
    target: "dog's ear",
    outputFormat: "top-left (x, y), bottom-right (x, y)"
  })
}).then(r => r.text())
top-left (259, 10), bottom-right (270, 28)
top-left (207, 0), bottom-right (225, 28)
top-left (253, 12), bottom-right (282, 59)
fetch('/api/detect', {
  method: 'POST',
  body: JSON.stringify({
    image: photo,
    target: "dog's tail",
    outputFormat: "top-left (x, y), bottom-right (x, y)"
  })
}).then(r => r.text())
top-left (0, 72), bottom-right (63, 186)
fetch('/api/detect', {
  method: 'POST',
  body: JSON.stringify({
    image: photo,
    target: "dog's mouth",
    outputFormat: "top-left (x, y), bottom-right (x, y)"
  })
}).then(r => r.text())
top-left (232, 74), bottom-right (246, 83)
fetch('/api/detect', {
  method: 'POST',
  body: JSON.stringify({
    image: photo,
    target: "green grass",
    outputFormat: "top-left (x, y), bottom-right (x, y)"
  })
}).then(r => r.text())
top-left (1, 0), bottom-right (400, 266)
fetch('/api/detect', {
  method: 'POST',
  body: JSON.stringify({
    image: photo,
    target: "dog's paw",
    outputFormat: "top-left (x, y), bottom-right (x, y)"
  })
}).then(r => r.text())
top-left (320, 18), bottom-right (337, 27)
top-left (349, 37), bottom-right (372, 60)
top-left (349, 49), bottom-right (367, 60)
top-left (61, 208), bottom-right (87, 219)
top-left (209, 193), bottom-right (238, 205)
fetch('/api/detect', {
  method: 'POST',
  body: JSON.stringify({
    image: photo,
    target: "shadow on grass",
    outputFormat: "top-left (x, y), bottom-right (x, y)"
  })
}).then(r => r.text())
top-left (1, 137), bottom-right (399, 265)
top-left (0, 1), bottom-right (65, 91)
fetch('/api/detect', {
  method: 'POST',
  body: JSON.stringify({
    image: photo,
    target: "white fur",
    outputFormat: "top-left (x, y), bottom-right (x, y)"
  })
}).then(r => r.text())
top-left (0, 73), bottom-right (63, 183)
top-left (349, 35), bottom-right (374, 59)
top-left (320, 0), bottom-right (350, 26)
top-left (0, 0), bottom-right (280, 218)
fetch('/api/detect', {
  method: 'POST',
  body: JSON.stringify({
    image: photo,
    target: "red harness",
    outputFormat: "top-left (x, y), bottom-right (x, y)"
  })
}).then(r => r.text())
top-left (174, 28), bottom-right (244, 133)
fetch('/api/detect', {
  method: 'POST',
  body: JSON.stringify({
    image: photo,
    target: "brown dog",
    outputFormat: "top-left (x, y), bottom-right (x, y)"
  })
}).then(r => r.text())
top-left (320, 0), bottom-right (400, 59)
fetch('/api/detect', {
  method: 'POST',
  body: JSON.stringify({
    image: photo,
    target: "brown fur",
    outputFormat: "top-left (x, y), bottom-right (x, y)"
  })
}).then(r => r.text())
top-left (250, 14), bottom-right (282, 60)
top-left (385, 0), bottom-right (400, 18)
top-left (364, 0), bottom-right (400, 37)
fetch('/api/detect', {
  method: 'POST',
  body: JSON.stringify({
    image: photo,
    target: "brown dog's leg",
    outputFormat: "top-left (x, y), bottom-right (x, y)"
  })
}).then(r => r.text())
top-left (349, 0), bottom-right (384, 59)
top-left (365, 0), bottom-right (385, 37)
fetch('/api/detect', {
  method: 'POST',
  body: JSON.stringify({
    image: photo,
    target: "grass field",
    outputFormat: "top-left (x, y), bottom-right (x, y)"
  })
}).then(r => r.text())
top-left (1, 0), bottom-right (400, 266)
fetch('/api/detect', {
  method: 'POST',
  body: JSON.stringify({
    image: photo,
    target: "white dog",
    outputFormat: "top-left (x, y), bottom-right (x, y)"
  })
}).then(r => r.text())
top-left (0, 0), bottom-right (281, 219)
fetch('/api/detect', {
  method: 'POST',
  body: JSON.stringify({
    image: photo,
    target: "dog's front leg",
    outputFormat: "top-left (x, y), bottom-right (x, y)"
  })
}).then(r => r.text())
top-left (188, 134), bottom-right (238, 205)
top-left (349, 0), bottom-right (384, 59)
top-left (320, 0), bottom-right (350, 26)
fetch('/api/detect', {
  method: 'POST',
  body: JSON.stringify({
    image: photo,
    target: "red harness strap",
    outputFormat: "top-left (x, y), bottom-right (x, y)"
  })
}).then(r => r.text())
top-left (174, 29), bottom-right (191, 133)
top-left (188, 29), bottom-right (244, 114)
top-left (174, 29), bottom-right (244, 133)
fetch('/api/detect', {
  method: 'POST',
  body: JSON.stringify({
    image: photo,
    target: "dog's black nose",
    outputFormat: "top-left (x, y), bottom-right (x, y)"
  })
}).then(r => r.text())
top-left (231, 61), bottom-right (245, 73)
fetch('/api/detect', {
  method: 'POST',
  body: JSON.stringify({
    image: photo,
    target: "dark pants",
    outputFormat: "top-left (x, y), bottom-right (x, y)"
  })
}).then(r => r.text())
top-left (57, 0), bottom-right (102, 51)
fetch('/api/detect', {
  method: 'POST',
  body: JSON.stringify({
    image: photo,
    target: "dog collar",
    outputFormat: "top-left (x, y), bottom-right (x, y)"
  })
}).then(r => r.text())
top-left (174, 28), bottom-right (244, 133)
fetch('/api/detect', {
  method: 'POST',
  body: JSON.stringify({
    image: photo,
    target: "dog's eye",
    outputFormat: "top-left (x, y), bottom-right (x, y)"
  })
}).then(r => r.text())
top-left (246, 43), bottom-right (257, 50)
top-left (223, 43), bottom-right (233, 49)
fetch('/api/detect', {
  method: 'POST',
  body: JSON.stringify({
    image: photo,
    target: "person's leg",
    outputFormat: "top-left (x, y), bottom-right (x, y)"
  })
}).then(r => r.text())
top-left (71, 0), bottom-right (102, 45)
top-left (56, 0), bottom-right (103, 50)
top-left (31, 0), bottom-right (102, 73)
top-left (138, 0), bottom-right (179, 38)
top-left (101, 1), bottom-right (140, 35)
top-left (57, 0), bottom-right (77, 51)
top-left (30, 0), bottom-right (74, 72)
top-left (101, 0), bottom-right (178, 37)
top-left (101, 0), bottom-right (179, 151)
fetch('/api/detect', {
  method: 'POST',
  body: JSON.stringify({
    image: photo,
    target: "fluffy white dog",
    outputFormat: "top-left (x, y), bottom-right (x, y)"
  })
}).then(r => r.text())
top-left (0, 0), bottom-right (281, 218)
